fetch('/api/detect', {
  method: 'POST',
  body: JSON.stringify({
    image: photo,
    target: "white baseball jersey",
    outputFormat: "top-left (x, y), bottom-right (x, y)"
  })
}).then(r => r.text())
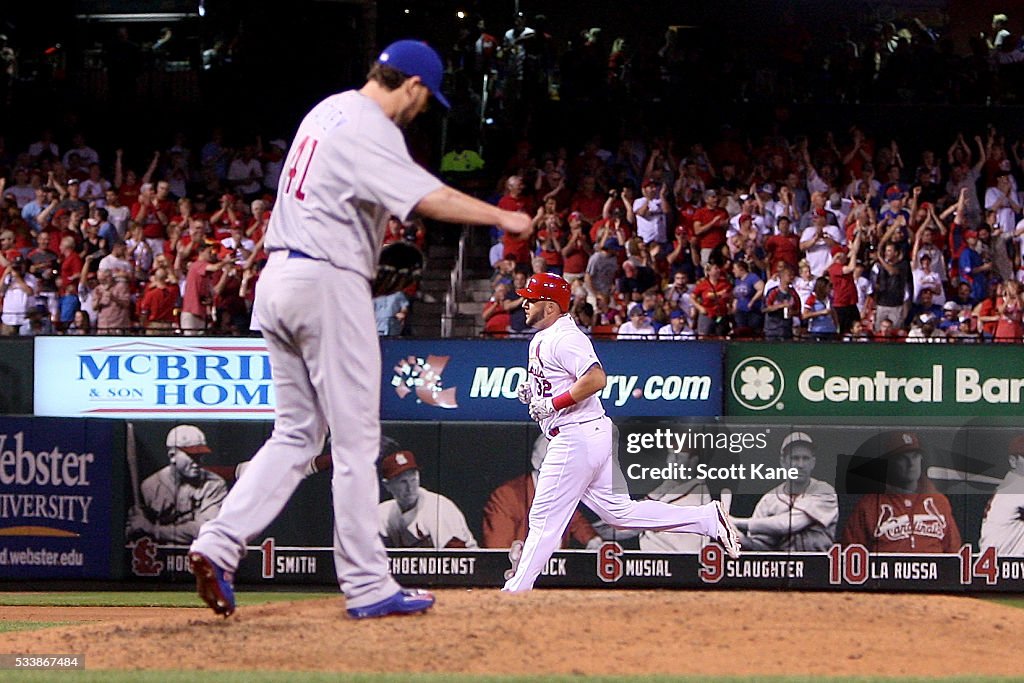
top-left (980, 471), bottom-right (1024, 557)
top-left (504, 316), bottom-right (723, 592)
top-left (263, 90), bottom-right (442, 278)
top-left (378, 487), bottom-right (479, 549)
top-left (527, 314), bottom-right (605, 434)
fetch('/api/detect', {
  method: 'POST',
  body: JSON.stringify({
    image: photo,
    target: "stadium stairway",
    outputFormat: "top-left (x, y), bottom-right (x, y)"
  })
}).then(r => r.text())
top-left (403, 240), bottom-right (491, 339)
top-left (406, 241), bottom-right (493, 338)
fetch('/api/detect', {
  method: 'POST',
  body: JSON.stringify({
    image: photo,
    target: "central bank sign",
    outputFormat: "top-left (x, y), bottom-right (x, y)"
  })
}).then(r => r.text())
top-left (382, 339), bottom-right (724, 420)
top-left (34, 338), bottom-right (274, 420)
top-left (727, 343), bottom-right (1024, 416)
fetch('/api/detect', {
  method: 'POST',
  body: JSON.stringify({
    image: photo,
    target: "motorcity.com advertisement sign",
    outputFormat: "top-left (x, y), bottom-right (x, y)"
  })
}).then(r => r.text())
top-left (34, 337), bottom-right (723, 421)
top-left (727, 343), bottom-right (1024, 416)
top-left (34, 337), bottom-right (275, 420)
top-left (381, 339), bottom-right (724, 420)
top-left (0, 418), bottom-right (121, 579)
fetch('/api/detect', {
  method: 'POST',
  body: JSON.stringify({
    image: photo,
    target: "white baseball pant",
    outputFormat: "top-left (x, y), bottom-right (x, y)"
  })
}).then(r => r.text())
top-left (190, 251), bottom-right (400, 609)
top-left (503, 416), bottom-right (718, 592)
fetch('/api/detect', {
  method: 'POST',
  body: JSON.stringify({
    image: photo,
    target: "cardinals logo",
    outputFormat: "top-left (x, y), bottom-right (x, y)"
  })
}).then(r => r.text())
top-left (130, 537), bottom-right (164, 577)
top-left (874, 498), bottom-right (949, 543)
top-left (391, 355), bottom-right (458, 408)
top-left (913, 497), bottom-right (949, 539)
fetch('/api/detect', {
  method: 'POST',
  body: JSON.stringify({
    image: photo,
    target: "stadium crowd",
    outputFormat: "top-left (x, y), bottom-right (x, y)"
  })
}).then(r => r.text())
top-left (0, 133), bottom-right (283, 336)
top-left (4, 119), bottom-right (1024, 342)
top-left (478, 121), bottom-right (1024, 343)
top-left (2, 8), bottom-right (1024, 342)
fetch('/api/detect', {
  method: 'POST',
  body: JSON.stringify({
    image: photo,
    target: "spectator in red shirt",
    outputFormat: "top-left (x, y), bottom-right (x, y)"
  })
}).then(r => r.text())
top-left (153, 180), bottom-right (178, 221)
top-left (692, 189), bottom-right (729, 266)
top-left (531, 195), bottom-right (562, 232)
top-left (382, 215), bottom-right (406, 245)
top-left (210, 193), bottom-right (244, 240)
top-left (175, 219), bottom-right (212, 273)
top-left (482, 281), bottom-right (516, 337)
top-left (826, 231), bottom-right (863, 334)
top-left (666, 213), bottom-right (698, 283)
top-left (570, 174), bottom-right (605, 224)
top-left (247, 199), bottom-right (271, 243)
top-left (560, 213), bottom-right (592, 283)
top-left (840, 126), bottom-right (874, 187)
top-left (536, 167), bottom-right (571, 212)
top-left (498, 176), bottom-right (534, 265)
top-left (535, 214), bottom-right (564, 275)
top-left (114, 149), bottom-right (160, 207)
top-left (168, 197), bottom-right (194, 235)
top-left (600, 186), bottom-right (634, 224)
top-left (138, 266), bottom-right (178, 334)
top-left (180, 241), bottom-right (229, 335)
top-left (692, 258), bottom-right (732, 338)
top-left (131, 182), bottom-right (172, 254)
top-left (764, 215), bottom-right (800, 275)
top-left (973, 280), bottom-right (1001, 341)
top-left (212, 261), bottom-right (247, 334)
top-left (7, 197), bottom-right (36, 249)
top-left (58, 235), bottom-right (84, 285)
top-left (497, 175), bottom-right (533, 214)
top-left (590, 204), bottom-right (633, 247)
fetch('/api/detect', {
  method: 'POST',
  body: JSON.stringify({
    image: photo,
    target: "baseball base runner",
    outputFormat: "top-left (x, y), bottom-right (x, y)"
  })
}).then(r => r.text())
top-left (503, 273), bottom-right (741, 592)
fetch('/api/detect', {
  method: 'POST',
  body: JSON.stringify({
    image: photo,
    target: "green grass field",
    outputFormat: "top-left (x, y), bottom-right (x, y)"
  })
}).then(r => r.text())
top-left (0, 621), bottom-right (71, 632)
top-left (981, 596), bottom-right (1024, 610)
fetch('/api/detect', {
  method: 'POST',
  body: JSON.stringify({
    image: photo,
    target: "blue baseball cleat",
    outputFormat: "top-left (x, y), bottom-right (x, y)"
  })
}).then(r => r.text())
top-left (347, 588), bottom-right (435, 619)
top-left (188, 551), bottom-right (236, 617)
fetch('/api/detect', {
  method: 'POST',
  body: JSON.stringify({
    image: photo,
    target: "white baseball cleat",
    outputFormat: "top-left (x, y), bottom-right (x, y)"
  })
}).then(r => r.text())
top-left (713, 500), bottom-right (742, 559)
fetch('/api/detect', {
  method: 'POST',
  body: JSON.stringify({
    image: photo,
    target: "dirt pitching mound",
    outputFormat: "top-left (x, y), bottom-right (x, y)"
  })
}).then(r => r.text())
top-left (1, 590), bottom-right (1019, 677)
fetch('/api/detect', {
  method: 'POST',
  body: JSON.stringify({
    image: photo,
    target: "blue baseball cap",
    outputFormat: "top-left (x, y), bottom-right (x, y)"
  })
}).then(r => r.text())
top-left (377, 40), bottom-right (450, 109)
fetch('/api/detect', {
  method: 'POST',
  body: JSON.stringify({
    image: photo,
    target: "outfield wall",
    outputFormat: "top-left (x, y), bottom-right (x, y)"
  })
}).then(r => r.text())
top-left (4, 336), bottom-right (1024, 590)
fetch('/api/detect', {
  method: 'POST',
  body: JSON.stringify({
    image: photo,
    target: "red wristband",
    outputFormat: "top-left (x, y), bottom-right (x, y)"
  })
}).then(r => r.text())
top-left (551, 391), bottom-right (576, 411)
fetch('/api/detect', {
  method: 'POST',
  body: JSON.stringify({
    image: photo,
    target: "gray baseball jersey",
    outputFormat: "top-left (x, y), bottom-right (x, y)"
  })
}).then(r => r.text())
top-left (191, 86), bottom-right (445, 611)
top-left (262, 90), bottom-right (442, 277)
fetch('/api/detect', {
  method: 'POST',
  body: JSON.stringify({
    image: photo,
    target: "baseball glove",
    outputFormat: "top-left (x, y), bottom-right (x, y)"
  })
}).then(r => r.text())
top-left (372, 241), bottom-right (424, 296)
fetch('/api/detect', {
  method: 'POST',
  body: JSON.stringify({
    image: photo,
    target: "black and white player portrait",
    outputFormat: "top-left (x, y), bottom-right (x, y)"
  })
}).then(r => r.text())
top-left (377, 449), bottom-right (478, 549)
top-left (980, 434), bottom-right (1024, 557)
top-left (126, 425), bottom-right (228, 545)
top-left (729, 431), bottom-right (838, 551)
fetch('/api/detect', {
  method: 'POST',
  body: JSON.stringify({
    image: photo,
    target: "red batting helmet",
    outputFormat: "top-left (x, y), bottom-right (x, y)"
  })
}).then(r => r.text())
top-left (516, 273), bottom-right (571, 312)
